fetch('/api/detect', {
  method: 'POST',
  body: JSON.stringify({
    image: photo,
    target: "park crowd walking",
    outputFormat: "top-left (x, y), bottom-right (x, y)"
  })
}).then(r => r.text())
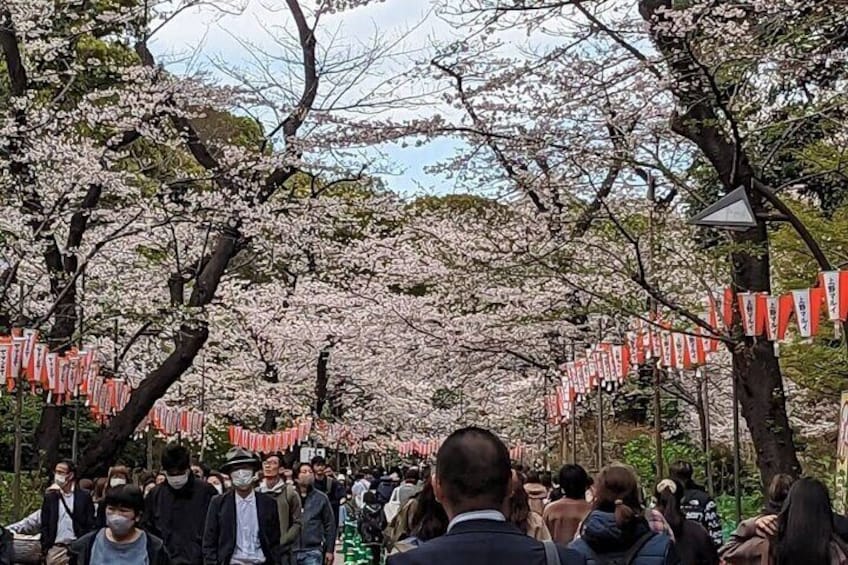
top-left (3, 427), bottom-right (848, 565)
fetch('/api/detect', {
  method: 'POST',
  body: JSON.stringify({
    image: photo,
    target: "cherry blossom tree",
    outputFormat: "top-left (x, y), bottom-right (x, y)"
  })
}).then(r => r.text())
top-left (335, 0), bottom-right (848, 482)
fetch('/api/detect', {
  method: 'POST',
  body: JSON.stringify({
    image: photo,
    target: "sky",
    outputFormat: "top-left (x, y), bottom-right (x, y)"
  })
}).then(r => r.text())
top-left (150, 0), bottom-right (470, 196)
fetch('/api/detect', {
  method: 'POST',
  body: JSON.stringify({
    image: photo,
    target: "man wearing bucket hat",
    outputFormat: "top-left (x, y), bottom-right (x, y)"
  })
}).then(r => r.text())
top-left (203, 448), bottom-right (281, 565)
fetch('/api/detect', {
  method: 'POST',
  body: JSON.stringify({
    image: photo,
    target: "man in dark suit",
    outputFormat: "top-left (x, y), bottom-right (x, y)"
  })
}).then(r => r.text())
top-left (387, 427), bottom-right (586, 565)
top-left (40, 459), bottom-right (96, 565)
top-left (144, 444), bottom-right (218, 564)
top-left (203, 448), bottom-right (281, 565)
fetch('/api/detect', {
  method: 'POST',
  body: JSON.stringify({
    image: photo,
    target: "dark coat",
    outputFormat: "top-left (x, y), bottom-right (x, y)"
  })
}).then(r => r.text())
top-left (40, 487), bottom-right (97, 552)
top-left (680, 487), bottom-right (723, 548)
top-left (295, 488), bottom-right (336, 553)
top-left (386, 519), bottom-right (586, 565)
top-left (675, 520), bottom-right (719, 565)
top-left (143, 473), bottom-right (218, 565)
top-left (569, 511), bottom-right (679, 565)
top-left (202, 490), bottom-right (281, 565)
top-left (68, 529), bottom-right (172, 565)
top-left (0, 526), bottom-right (11, 565)
top-left (313, 476), bottom-right (345, 523)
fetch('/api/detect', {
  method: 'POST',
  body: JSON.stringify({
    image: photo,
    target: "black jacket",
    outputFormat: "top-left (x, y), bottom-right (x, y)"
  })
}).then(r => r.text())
top-left (143, 473), bottom-right (218, 565)
top-left (386, 519), bottom-right (586, 565)
top-left (40, 487), bottom-right (97, 552)
top-left (202, 490), bottom-right (281, 565)
top-left (68, 529), bottom-right (172, 565)
top-left (0, 526), bottom-right (11, 565)
top-left (674, 521), bottom-right (718, 565)
top-left (680, 486), bottom-right (723, 548)
top-left (313, 476), bottom-right (344, 522)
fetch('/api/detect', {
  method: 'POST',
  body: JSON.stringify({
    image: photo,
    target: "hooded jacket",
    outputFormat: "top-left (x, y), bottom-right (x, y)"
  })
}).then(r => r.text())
top-left (258, 478), bottom-right (302, 554)
top-left (569, 510), bottom-right (679, 565)
top-left (524, 483), bottom-right (549, 516)
top-left (680, 485), bottom-right (722, 548)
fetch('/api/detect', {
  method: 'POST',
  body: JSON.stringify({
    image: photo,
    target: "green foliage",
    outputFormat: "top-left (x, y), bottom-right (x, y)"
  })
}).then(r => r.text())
top-left (0, 471), bottom-right (48, 524)
top-left (716, 492), bottom-right (763, 536)
top-left (0, 394), bottom-right (148, 475)
top-left (621, 435), bottom-right (705, 491)
top-left (410, 194), bottom-right (505, 216)
top-left (179, 424), bottom-right (232, 472)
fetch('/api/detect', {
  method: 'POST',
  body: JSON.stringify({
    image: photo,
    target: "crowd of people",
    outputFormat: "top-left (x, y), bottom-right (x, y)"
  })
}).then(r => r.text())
top-left (1, 427), bottom-right (848, 565)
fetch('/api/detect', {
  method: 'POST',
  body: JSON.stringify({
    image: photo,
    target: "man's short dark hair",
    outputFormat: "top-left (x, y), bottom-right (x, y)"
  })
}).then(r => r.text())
top-left (404, 468), bottom-right (420, 482)
top-left (161, 444), bottom-right (190, 472)
top-left (294, 462), bottom-right (312, 478)
top-left (103, 485), bottom-right (144, 515)
top-left (191, 460), bottom-right (210, 478)
top-left (104, 484), bottom-right (145, 514)
top-left (526, 470), bottom-right (541, 484)
top-left (558, 464), bottom-right (590, 499)
top-left (56, 459), bottom-right (76, 475)
top-left (436, 427), bottom-right (511, 511)
top-left (310, 455), bottom-right (326, 467)
top-left (263, 452), bottom-right (283, 464)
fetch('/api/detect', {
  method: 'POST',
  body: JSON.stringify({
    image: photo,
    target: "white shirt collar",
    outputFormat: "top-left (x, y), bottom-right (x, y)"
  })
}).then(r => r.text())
top-left (447, 509), bottom-right (506, 532)
top-left (236, 490), bottom-right (256, 503)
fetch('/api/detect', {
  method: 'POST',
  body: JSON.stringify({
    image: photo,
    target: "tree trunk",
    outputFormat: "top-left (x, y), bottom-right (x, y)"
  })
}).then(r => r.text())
top-left (639, 0), bottom-right (801, 484)
top-left (261, 410), bottom-right (278, 432)
top-left (77, 324), bottom-right (208, 476)
top-left (33, 405), bottom-right (62, 469)
top-left (33, 297), bottom-right (79, 469)
top-left (314, 348), bottom-right (330, 416)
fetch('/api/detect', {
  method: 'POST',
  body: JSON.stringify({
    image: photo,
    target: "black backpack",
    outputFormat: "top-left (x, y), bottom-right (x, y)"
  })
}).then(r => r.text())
top-left (358, 505), bottom-right (387, 544)
top-left (585, 532), bottom-right (656, 565)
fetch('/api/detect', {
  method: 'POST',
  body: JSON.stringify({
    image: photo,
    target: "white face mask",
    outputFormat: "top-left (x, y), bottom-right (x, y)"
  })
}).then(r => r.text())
top-left (109, 477), bottom-right (127, 488)
top-left (212, 483), bottom-right (223, 495)
top-left (231, 469), bottom-right (255, 489)
top-left (54, 473), bottom-right (68, 487)
top-left (166, 472), bottom-right (190, 490)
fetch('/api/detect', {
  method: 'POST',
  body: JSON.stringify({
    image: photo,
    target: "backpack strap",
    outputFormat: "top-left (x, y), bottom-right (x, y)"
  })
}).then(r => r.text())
top-left (624, 531), bottom-right (657, 565)
top-left (543, 540), bottom-right (562, 565)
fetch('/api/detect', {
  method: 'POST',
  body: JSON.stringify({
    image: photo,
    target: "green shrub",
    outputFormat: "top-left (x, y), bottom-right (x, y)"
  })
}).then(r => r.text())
top-left (0, 471), bottom-right (48, 524)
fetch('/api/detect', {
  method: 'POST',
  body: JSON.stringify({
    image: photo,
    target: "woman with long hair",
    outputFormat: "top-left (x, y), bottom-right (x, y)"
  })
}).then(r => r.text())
top-left (389, 479), bottom-right (449, 553)
top-left (507, 471), bottom-right (551, 541)
top-left (654, 479), bottom-right (718, 565)
top-left (773, 478), bottom-right (846, 564)
top-left (569, 464), bottom-right (678, 565)
top-left (721, 477), bottom-right (847, 565)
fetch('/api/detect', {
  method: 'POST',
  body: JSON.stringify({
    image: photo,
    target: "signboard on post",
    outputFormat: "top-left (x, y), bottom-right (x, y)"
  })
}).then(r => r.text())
top-left (299, 446), bottom-right (326, 464)
top-left (835, 392), bottom-right (848, 513)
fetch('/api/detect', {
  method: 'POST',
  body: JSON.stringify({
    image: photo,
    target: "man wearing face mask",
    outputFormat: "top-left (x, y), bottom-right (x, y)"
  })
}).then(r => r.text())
top-left (143, 444), bottom-right (218, 564)
top-left (68, 485), bottom-right (171, 564)
top-left (203, 448), bottom-right (280, 565)
top-left (258, 453), bottom-right (302, 564)
top-left (40, 459), bottom-right (96, 565)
